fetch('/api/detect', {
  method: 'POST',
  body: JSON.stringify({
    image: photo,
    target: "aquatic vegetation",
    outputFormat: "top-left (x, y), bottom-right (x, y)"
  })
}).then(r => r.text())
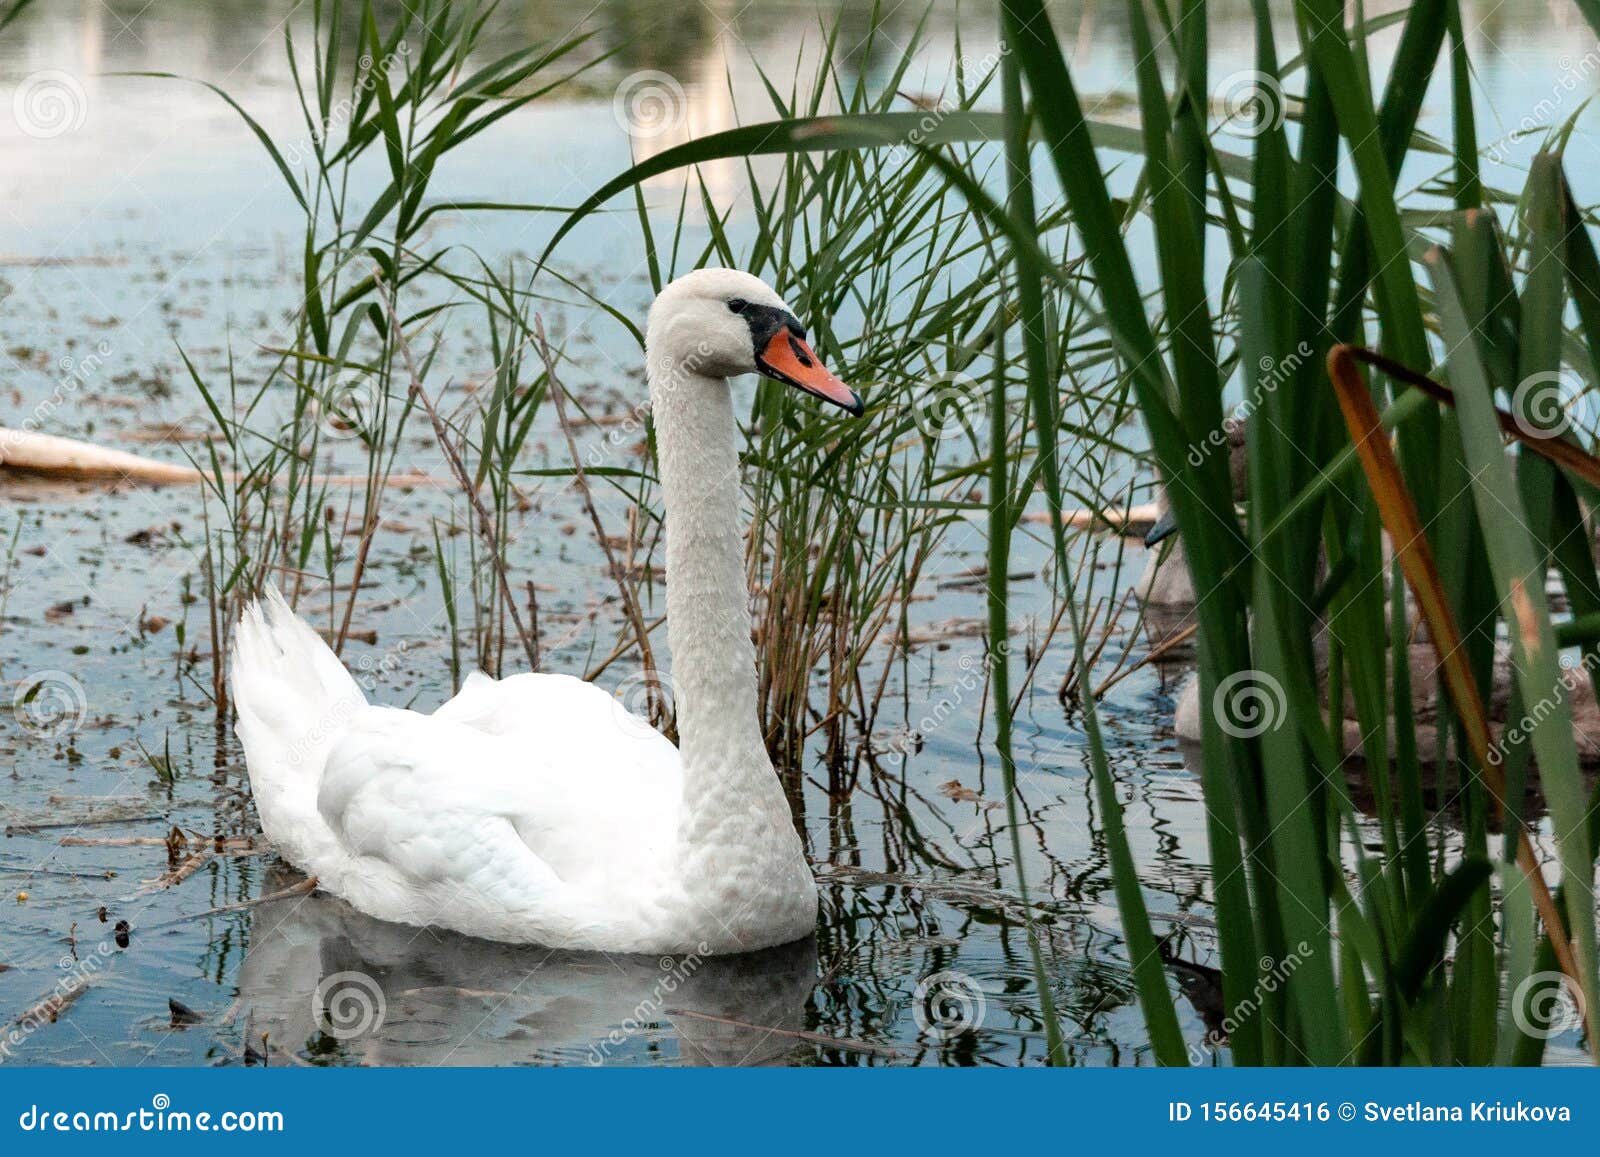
top-left (551, 0), bottom-right (1600, 1065)
top-left (14, 0), bottom-right (1593, 1065)
top-left (175, 0), bottom-right (1125, 755)
top-left (155, 0), bottom-right (601, 706)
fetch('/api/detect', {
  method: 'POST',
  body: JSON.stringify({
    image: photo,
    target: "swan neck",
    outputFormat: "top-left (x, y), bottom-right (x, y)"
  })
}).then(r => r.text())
top-left (642, 317), bottom-right (816, 947)
top-left (647, 354), bottom-right (771, 805)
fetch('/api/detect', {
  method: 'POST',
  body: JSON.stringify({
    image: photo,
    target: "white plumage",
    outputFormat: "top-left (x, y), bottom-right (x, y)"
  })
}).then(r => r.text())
top-left (229, 270), bottom-right (853, 955)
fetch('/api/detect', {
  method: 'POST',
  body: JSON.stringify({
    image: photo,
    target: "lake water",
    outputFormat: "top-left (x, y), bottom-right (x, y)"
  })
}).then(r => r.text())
top-left (0, 0), bottom-right (1593, 1066)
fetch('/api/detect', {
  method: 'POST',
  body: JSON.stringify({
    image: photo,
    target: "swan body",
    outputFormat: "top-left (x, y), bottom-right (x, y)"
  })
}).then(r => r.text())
top-left (231, 269), bottom-right (862, 954)
top-left (1136, 535), bottom-right (1196, 608)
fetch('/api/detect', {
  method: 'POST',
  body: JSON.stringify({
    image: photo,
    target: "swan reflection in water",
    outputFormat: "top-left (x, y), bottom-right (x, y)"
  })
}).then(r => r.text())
top-left (232, 870), bottom-right (820, 1066)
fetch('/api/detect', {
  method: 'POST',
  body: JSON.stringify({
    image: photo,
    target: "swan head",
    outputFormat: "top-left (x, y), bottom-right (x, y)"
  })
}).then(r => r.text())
top-left (1144, 419), bottom-right (1249, 546)
top-left (646, 268), bottom-right (863, 416)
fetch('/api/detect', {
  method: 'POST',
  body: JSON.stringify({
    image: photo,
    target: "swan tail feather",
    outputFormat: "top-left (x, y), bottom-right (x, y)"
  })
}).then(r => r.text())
top-left (230, 585), bottom-right (367, 869)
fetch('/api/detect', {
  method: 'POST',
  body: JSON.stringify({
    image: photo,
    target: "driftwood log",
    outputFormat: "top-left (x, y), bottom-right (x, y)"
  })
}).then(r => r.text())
top-left (0, 426), bottom-right (204, 484)
top-left (0, 427), bottom-right (444, 489)
top-left (1020, 499), bottom-right (1161, 537)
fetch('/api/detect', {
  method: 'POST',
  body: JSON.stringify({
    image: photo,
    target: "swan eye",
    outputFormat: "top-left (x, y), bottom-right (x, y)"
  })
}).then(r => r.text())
top-left (727, 298), bottom-right (749, 314)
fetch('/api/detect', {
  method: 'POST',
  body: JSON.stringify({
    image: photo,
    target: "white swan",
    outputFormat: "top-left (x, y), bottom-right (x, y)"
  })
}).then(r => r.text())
top-left (230, 269), bottom-right (863, 955)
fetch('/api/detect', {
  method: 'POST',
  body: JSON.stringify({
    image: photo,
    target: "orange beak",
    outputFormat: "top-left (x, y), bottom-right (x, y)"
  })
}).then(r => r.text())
top-left (756, 329), bottom-right (863, 416)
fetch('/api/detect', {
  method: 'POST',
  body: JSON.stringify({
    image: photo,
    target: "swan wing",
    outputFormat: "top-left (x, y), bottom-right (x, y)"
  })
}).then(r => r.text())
top-left (233, 590), bottom-right (704, 950)
top-left (316, 701), bottom-right (681, 939)
top-left (435, 670), bottom-right (670, 745)
top-left (431, 669), bottom-right (683, 793)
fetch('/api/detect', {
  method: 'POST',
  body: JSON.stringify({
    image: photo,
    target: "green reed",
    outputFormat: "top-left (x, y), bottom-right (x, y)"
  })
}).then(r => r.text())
top-left (163, 0), bottom-right (1600, 1066)
top-left (160, 0), bottom-right (593, 700)
top-left (990, 0), bottom-right (1600, 1065)
top-left (546, 0), bottom-right (1600, 1065)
